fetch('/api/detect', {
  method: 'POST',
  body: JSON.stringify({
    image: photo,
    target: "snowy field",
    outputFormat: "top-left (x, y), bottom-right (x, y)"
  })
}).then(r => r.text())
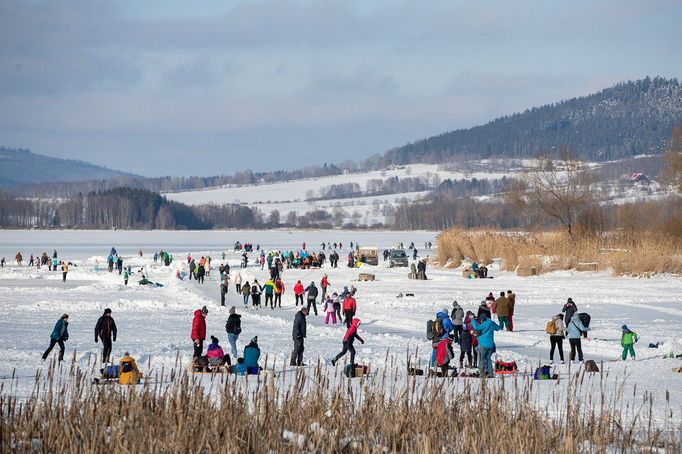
top-left (163, 163), bottom-right (517, 224)
top-left (1, 229), bottom-right (682, 431)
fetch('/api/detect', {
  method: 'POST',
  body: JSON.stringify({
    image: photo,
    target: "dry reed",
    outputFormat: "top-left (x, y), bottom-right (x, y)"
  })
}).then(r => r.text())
top-left (437, 228), bottom-right (682, 276)
top-left (1, 358), bottom-right (679, 453)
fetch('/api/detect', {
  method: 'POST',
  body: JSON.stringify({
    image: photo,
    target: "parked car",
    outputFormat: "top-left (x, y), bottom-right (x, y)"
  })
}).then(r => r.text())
top-left (389, 249), bottom-right (408, 267)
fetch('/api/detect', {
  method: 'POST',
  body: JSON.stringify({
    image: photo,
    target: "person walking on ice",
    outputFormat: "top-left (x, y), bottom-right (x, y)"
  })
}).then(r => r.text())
top-left (331, 318), bottom-right (364, 366)
top-left (225, 306), bottom-right (242, 358)
top-left (95, 308), bottom-right (117, 363)
top-left (621, 325), bottom-right (638, 360)
top-left (42, 314), bottom-right (69, 362)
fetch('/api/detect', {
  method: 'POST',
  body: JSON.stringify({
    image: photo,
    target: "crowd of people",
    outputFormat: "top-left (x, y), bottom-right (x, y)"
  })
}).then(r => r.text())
top-left (26, 239), bottom-right (640, 382)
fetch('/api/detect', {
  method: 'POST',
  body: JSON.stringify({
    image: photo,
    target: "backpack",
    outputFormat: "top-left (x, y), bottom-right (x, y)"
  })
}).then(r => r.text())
top-left (426, 320), bottom-right (435, 340)
top-left (545, 320), bottom-right (558, 335)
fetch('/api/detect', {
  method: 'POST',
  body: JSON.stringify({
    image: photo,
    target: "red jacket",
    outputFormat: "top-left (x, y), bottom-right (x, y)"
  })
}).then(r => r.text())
top-left (344, 318), bottom-right (362, 342)
top-left (294, 282), bottom-right (304, 295)
top-left (342, 295), bottom-right (356, 313)
top-left (191, 310), bottom-right (206, 341)
top-left (321, 276), bottom-right (329, 288)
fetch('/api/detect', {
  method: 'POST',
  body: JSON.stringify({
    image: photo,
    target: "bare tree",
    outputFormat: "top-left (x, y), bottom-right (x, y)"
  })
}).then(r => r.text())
top-left (506, 149), bottom-right (595, 237)
top-left (663, 125), bottom-right (682, 192)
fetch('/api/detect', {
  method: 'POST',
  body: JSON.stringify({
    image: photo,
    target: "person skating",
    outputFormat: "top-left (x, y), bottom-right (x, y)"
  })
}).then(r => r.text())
top-left (506, 290), bottom-right (516, 331)
top-left (191, 306), bottom-right (208, 358)
top-left (566, 312), bottom-right (590, 363)
top-left (124, 269), bottom-right (129, 285)
top-left (621, 325), bottom-right (638, 360)
top-left (42, 314), bottom-right (69, 361)
top-left (241, 281), bottom-right (250, 307)
top-left (471, 313), bottom-right (500, 378)
top-left (459, 311), bottom-right (478, 369)
top-left (323, 296), bottom-right (337, 325)
top-left (263, 279), bottom-right (276, 309)
top-left (331, 318), bottom-right (364, 366)
top-left (61, 261), bottom-right (68, 282)
top-left (95, 308), bottom-right (117, 363)
top-left (332, 292), bottom-right (342, 322)
top-left (250, 280), bottom-right (262, 308)
top-left (477, 300), bottom-right (492, 320)
top-left (342, 292), bottom-right (357, 328)
top-left (562, 298), bottom-right (578, 326)
top-left (234, 271), bottom-right (242, 293)
top-left (225, 306), bottom-right (242, 358)
top-left (290, 307), bottom-right (308, 366)
top-left (548, 314), bottom-right (567, 364)
top-left (274, 277), bottom-right (285, 308)
top-left (450, 300), bottom-right (464, 343)
top-left (220, 274), bottom-right (229, 306)
top-left (294, 280), bottom-right (304, 306)
top-left (305, 281), bottom-right (319, 315)
top-left (493, 292), bottom-right (512, 331)
top-left (321, 274), bottom-right (330, 301)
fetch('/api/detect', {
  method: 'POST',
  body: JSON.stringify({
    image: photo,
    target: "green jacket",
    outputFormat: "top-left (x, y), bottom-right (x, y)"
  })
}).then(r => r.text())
top-left (621, 331), bottom-right (638, 346)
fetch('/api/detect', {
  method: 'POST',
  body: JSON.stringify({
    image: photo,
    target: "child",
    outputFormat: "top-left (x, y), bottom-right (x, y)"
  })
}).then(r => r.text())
top-left (621, 325), bottom-right (638, 360)
top-left (206, 336), bottom-right (231, 367)
top-left (324, 296), bottom-right (337, 325)
top-left (459, 311), bottom-right (478, 369)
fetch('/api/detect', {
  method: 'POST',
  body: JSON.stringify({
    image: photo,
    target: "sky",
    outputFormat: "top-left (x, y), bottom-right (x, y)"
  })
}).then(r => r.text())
top-left (1, 0), bottom-right (681, 177)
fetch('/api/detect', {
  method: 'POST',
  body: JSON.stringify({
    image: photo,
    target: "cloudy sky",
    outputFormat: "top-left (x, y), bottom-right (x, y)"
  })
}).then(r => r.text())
top-left (1, 0), bottom-right (681, 177)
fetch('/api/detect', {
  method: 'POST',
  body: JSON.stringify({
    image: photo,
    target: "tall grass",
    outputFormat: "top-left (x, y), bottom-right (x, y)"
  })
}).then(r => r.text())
top-left (437, 228), bottom-right (682, 276)
top-left (1, 359), bottom-right (679, 452)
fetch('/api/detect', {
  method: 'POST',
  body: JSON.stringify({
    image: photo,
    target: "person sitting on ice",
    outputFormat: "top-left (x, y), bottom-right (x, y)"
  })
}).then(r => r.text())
top-left (232, 336), bottom-right (261, 375)
top-left (119, 352), bottom-right (143, 385)
top-left (206, 336), bottom-right (231, 368)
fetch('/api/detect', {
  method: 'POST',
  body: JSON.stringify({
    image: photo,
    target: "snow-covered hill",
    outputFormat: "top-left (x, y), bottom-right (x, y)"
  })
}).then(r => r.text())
top-left (164, 163), bottom-right (519, 225)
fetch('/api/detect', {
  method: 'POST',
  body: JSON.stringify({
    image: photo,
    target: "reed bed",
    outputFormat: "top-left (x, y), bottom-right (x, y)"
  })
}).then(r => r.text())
top-left (1, 358), bottom-right (679, 453)
top-left (437, 228), bottom-right (682, 276)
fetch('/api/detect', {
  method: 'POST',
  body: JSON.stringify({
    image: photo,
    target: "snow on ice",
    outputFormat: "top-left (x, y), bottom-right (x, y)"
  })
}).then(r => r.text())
top-left (0, 229), bottom-right (681, 430)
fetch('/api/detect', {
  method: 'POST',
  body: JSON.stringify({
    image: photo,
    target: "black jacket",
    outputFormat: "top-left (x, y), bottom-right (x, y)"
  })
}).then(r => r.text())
top-left (95, 315), bottom-right (117, 342)
top-left (292, 311), bottom-right (307, 339)
top-left (225, 314), bottom-right (242, 335)
top-left (305, 284), bottom-right (318, 298)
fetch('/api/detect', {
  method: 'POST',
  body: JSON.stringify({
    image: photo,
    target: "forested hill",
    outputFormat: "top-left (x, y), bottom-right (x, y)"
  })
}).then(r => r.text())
top-left (0, 148), bottom-right (134, 187)
top-left (382, 77), bottom-right (682, 165)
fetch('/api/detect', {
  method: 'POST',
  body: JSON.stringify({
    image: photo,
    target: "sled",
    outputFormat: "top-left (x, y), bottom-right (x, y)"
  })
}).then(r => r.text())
top-left (494, 360), bottom-right (518, 375)
top-left (358, 273), bottom-right (375, 281)
top-left (344, 364), bottom-right (369, 378)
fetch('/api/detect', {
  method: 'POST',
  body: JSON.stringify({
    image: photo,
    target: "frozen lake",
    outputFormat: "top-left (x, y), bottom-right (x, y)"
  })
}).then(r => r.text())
top-left (1, 229), bottom-right (681, 430)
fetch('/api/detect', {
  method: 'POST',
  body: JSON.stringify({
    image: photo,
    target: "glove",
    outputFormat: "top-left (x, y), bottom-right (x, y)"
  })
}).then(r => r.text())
top-left (360, 339), bottom-right (365, 344)
top-left (95, 337), bottom-right (98, 343)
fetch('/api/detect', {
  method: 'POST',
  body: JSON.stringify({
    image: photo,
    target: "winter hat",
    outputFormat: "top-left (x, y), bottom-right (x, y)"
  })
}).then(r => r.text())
top-left (487, 292), bottom-right (493, 298)
top-left (229, 306), bottom-right (236, 315)
top-left (567, 298), bottom-right (573, 304)
top-left (621, 324), bottom-right (628, 330)
top-left (61, 314), bottom-right (69, 319)
top-left (443, 307), bottom-right (449, 315)
top-left (201, 306), bottom-right (208, 315)
top-left (251, 336), bottom-right (258, 344)
top-left (104, 308), bottom-right (112, 314)
top-left (211, 335), bottom-right (219, 343)
top-left (452, 300), bottom-right (460, 308)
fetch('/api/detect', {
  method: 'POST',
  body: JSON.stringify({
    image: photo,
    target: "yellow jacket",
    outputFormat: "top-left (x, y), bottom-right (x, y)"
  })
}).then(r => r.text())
top-left (119, 355), bottom-right (142, 385)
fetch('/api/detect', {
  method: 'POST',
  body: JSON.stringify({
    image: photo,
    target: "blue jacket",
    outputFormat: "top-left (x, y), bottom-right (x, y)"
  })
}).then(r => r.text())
top-left (471, 317), bottom-right (500, 348)
top-left (51, 319), bottom-right (69, 341)
top-left (566, 318), bottom-right (590, 339)
top-left (244, 345), bottom-right (260, 368)
top-left (436, 311), bottom-right (454, 338)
